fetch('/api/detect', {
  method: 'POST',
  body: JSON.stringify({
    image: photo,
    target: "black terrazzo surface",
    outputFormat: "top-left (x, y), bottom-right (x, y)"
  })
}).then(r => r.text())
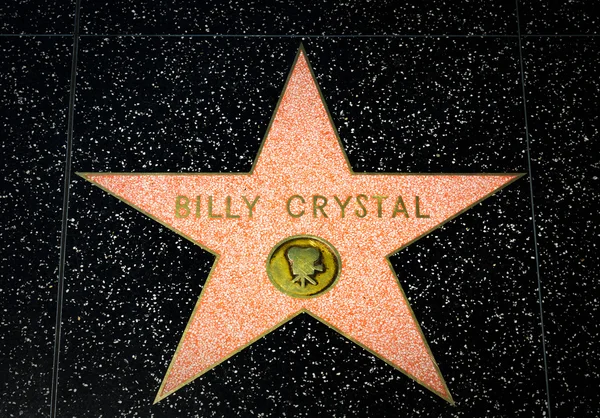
top-left (79, 0), bottom-right (518, 35)
top-left (1, 2), bottom-right (598, 417)
top-left (0, 38), bottom-right (71, 416)
top-left (523, 37), bottom-right (599, 416)
top-left (520, 0), bottom-right (600, 35)
top-left (0, 0), bottom-right (74, 34)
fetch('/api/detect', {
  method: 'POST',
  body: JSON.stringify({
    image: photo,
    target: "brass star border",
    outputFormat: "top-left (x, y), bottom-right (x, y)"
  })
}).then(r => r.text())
top-left (78, 45), bottom-right (524, 405)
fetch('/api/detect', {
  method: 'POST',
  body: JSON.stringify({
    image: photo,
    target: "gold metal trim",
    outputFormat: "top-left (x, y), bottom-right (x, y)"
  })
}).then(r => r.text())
top-left (77, 43), bottom-right (526, 406)
top-left (266, 235), bottom-right (342, 299)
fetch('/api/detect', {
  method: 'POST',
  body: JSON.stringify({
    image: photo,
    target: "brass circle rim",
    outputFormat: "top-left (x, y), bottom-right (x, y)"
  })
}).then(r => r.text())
top-left (266, 234), bottom-right (342, 299)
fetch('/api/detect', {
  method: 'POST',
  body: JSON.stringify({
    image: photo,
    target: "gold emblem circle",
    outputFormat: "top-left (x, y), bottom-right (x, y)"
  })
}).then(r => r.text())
top-left (266, 235), bottom-right (341, 298)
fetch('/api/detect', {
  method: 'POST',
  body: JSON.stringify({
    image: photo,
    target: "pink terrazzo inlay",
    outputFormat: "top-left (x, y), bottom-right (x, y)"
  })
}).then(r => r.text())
top-left (82, 49), bottom-right (522, 404)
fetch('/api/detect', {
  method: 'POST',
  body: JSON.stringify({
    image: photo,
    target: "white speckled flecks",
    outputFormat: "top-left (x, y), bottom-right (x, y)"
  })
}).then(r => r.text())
top-left (85, 51), bottom-right (519, 403)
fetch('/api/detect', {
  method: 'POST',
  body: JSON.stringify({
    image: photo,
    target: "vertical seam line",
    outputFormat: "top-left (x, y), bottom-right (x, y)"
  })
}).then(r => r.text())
top-left (50, 0), bottom-right (82, 416)
top-left (515, 1), bottom-right (552, 417)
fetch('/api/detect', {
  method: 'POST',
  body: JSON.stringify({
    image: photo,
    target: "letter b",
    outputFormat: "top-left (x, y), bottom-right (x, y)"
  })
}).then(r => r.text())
top-left (175, 195), bottom-right (191, 218)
